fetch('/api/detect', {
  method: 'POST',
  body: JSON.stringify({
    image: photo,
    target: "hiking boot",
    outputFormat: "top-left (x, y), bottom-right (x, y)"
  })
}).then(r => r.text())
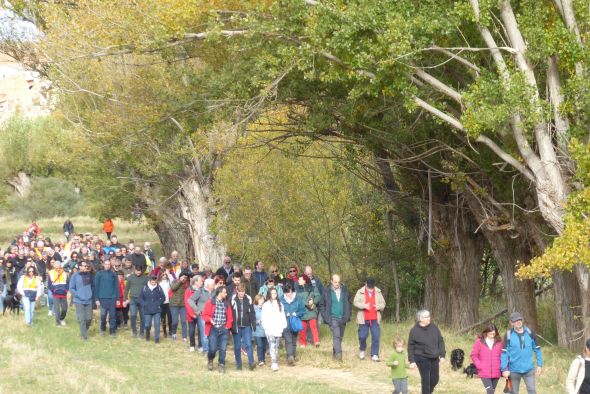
top-left (218, 364), bottom-right (225, 374)
top-left (110, 333), bottom-right (116, 338)
top-left (334, 353), bottom-right (343, 361)
top-left (287, 356), bottom-right (295, 366)
top-left (359, 350), bottom-right (365, 360)
top-left (249, 363), bottom-right (256, 371)
top-left (207, 360), bottom-right (213, 371)
top-left (371, 355), bottom-right (380, 362)
top-left (271, 363), bottom-right (278, 372)
top-left (155, 338), bottom-right (160, 344)
top-left (132, 332), bottom-right (138, 338)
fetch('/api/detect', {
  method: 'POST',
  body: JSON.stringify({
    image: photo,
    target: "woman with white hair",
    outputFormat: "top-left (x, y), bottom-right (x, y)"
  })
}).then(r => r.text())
top-left (408, 309), bottom-right (446, 394)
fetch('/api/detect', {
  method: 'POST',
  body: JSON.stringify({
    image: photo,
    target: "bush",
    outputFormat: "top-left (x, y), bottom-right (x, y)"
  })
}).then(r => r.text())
top-left (4, 177), bottom-right (86, 220)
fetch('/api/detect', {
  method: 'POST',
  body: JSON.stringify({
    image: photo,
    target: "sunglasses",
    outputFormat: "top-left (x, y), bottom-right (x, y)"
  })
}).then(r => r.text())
top-left (271, 270), bottom-right (278, 273)
top-left (27, 270), bottom-right (34, 273)
top-left (289, 269), bottom-right (296, 273)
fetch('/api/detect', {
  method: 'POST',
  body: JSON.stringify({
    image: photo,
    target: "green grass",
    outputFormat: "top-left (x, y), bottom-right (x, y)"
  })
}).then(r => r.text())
top-left (0, 310), bottom-right (575, 393)
top-left (0, 215), bottom-right (577, 393)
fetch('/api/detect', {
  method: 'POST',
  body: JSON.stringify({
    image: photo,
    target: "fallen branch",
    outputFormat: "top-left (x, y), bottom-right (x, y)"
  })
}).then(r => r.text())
top-left (459, 284), bottom-right (554, 334)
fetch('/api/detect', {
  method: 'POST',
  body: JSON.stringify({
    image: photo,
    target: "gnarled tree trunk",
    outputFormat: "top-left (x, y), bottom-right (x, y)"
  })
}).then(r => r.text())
top-left (463, 191), bottom-right (538, 330)
top-left (426, 199), bottom-right (483, 328)
top-left (177, 173), bottom-right (225, 269)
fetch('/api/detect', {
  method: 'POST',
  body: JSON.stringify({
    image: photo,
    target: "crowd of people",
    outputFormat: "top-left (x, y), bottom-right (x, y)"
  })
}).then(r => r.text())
top-left (0, 219), bottom-right (578, 394)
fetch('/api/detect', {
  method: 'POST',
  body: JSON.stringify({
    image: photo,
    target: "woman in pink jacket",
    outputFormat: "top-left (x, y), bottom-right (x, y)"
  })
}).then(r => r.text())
top-left (470, 323), bottom-right (502, 394)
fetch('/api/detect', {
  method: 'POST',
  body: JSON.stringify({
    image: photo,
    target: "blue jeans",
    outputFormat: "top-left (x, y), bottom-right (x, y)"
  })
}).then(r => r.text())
top-left (0, 286), bottom-right (6, 312)
top-left (208, 326), bottom-right (228, 366)
top-left (99, 298), bottom-right (117, 334)
top-left (144, 313), bottom-right (161, 341)
top-left (233, 326), bottom-right (254, 367)
top-left (197, 316), bottom-right (208, 352)
top-left (129, 298), bottom-right (144, 335)
top-left (170, 306), bottom-right (187, 339)
top-left (23, 297), bottom-right (36, 325)
top-left (47, 289), bottom-right (54, 311)
top-left (358, 320), bottom-right (381, 356)
top-left (255, 336), bottom-right (268, 363)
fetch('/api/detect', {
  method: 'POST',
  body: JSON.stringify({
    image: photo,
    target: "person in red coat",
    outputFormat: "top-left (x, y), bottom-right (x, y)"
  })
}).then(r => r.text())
top-left (202, 286), bottom-right (233, 373)
top-left (470, 324), bottom-right (503, 394)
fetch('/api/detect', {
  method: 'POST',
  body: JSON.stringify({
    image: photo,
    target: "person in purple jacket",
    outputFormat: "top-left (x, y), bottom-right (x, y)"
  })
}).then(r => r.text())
top-left (471, 324), bottom-right (503, 394)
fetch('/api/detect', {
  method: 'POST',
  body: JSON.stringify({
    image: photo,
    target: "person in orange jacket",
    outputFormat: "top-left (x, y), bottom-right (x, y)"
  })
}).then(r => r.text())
top-left (103, 218), bottom-right (114, 240)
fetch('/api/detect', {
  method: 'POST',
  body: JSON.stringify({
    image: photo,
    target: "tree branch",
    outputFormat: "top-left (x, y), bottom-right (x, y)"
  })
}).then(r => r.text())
top-left (475, 134), bottom-right (536, 183)
top-left (414, 69), bottom-right (462, 104)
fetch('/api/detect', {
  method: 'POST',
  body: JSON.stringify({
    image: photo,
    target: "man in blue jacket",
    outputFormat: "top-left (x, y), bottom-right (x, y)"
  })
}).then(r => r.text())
top-left (69, 261), bottom-right (96, 340)
top-left (94, 258), bottom-right (120, 337)
top-left (501, 312), bottom-right (543, 394)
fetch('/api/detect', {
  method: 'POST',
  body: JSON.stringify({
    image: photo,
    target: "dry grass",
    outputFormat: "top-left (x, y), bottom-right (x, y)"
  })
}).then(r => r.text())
top-left (0, 215), bottom-right (576, 393)
top-left (0, 310), bottom-right (575, 393)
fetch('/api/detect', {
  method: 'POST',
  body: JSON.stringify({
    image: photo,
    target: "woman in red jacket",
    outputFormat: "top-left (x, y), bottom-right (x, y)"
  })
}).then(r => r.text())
top-left (470, 323), bottom-right (503, 394)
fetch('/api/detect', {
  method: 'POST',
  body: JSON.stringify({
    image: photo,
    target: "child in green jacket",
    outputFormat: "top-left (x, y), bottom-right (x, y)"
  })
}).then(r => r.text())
top-left (386, 338), bottom-right (409, 394)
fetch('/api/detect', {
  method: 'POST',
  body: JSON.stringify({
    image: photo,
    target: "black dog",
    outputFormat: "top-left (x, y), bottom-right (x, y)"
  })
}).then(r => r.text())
top-left (464, 363), bottom-right (478, 378)
top-left (450, 348), bottom-right (465, 371)
top-left (3, 291), bottom-right (21, 315)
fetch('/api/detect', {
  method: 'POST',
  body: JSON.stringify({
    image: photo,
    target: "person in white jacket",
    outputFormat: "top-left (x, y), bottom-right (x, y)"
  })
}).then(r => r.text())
top-left (261, 287), bottom-right (287, 372)
top-left (17, 265), bottom-right (44, 326)
top-left (566, 338), bottom-right (590, 394)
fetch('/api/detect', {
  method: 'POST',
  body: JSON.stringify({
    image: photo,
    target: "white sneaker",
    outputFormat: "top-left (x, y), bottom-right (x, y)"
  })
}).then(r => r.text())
top-left (371, 355), bottom-right (380, 362)
top-left (48, 310), bottom-right (53, 316)
top-left (60, 320), bottom-right (66, 326)
top-left (189, 347), bottom-right (195, 352)
top-left (197, 347), bottom-right (204, 353)
top-left (271, 363), bottom-right (278, 372)
top-left (359, 351), bottom-right (365, 360)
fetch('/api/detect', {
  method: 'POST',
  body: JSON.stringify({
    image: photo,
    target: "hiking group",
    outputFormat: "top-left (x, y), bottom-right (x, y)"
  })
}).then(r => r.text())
top-left (0, 219), bottom-right (568, 394)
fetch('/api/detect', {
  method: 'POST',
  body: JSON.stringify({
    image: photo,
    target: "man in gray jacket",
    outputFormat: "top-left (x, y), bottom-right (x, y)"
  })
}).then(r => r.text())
top-left (188, 277), bottom-right (214, 353)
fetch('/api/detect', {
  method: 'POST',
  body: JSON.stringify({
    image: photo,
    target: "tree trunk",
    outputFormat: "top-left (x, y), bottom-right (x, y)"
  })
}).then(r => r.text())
top-left (463, 190), bottom-right (538, 330)
top-left (151, 200), bottom-right (194, 261)
top-left (427, 200), bottom-right (483, 328)
top-left (553, 270), bottom-right (584, 349)
top-left (423, 255), bottom-right (451, 325)
top-left (6, 171), bottom-right (31, 196)
top-left (177, 174), bottom-right (225, 269)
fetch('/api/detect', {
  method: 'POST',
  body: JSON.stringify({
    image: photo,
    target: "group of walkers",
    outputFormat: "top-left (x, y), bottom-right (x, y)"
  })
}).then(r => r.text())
top-left (2, 220), bottom-right (588, 393)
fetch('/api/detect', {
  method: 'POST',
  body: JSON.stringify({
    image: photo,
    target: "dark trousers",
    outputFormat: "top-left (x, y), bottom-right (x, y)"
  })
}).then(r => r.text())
top-left (480, 378), bottom-right (499, 394)
top-left (188, 319), bottom-right (197, 347)
top-left (160, 303), bottom-right (171, 336)
top-left (282, 328), bottom-right (297, 358)
top-left (329, 318), bottom-right (346, 355)
top-left (415, 355), bottom-right (440, 394)
top-left (52, 297), bottom-right (68, 324)
top-left (129, 297), bottom-right (144, 335)
top-left (99, 298), bottom-right (117, 334)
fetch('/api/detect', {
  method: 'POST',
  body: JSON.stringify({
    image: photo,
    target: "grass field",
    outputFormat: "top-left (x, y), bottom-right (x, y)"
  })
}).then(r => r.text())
top-left (0, 215), bottom-right (578, 393)
top-left (0, 310), bottom-right (575, 393)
